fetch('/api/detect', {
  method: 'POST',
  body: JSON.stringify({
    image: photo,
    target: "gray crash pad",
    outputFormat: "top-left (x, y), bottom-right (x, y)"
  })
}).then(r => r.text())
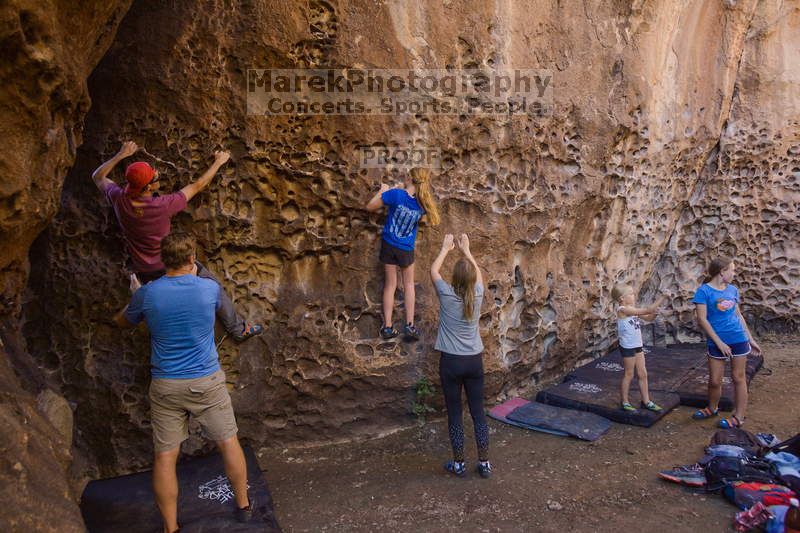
top-left (506, 400), bottom-right (612, 441)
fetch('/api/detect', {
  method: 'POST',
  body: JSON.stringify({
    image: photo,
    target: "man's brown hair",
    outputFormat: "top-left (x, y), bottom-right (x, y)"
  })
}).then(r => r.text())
top-left (161, 232), bottom-right (196, 270)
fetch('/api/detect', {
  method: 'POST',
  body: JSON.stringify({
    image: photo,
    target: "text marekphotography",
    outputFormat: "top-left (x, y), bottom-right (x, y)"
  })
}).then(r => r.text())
top-left (247, 69), bottom-right (553, 116)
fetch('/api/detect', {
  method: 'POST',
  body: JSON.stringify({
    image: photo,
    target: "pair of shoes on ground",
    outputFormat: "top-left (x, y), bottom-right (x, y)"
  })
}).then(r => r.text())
top-left (621, 400), bottom-right (662, 412)
top-left (691, 407), bottom-right (745, 428)
top-left (380, 323), bottom-right (420, 340)
top-left (444, 460), bottom-right (493, 479)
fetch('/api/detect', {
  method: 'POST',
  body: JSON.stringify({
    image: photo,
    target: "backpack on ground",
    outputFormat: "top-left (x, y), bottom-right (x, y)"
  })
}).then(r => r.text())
top-left (722, 480), bottom-right (798, 510)
top-left (705, 456), bottom-right (779, 492)
top-left (710, 428), bottom-right (761, 455)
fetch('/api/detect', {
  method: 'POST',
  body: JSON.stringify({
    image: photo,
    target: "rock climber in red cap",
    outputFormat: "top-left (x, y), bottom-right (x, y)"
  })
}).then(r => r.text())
top-left (91, 141), bottom-right (262, 342)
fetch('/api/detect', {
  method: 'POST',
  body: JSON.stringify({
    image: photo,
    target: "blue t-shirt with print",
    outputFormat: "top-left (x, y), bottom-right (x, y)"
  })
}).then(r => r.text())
top-left (125, 274), bottom-right (222, 379)
top-left (691, 283), bottom-right (748, 345)
top-left (381, 188), bottom-right (424, 251)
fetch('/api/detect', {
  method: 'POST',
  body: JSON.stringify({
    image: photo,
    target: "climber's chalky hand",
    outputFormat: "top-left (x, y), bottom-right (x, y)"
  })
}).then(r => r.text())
top-left (442, 233), bottom-right (455, 251)
top-left (214, 150), bottom-right (231, 165)
top-left (458, 234), bottom-right (471, 254)
top-left (117, 141), bottom-right (138, 158)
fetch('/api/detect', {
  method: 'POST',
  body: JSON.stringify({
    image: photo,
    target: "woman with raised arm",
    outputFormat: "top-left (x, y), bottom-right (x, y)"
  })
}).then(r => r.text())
top-left (430, 233), bottom-right (491, 478)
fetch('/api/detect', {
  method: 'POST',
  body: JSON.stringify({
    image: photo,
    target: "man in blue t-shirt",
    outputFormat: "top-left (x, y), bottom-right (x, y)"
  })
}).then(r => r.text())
top-left (115, 232), bottom-right (253, 531)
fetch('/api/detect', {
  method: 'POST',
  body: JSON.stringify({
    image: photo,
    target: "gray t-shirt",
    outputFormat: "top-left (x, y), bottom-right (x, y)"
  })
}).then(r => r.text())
top-left (434, 278), bottom-right (484, 355)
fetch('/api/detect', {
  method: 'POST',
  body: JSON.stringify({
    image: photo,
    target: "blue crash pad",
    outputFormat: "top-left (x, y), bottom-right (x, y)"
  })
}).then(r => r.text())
top-left (489, 398), bottom-right (611, 441)
top-left (506, 401), bottom-right (612, 441)
top-left (488, 398), bottom-right (570, 437)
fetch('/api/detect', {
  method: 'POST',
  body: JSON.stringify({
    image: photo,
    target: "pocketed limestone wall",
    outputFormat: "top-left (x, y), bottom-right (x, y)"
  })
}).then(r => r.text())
top-left (10, 0), bottom-right (798, 482)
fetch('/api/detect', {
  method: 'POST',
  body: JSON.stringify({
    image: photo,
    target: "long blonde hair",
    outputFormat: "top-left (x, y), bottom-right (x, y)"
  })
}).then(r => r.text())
top-left (452, 258), bottom-right (477, 321)
top-left (410, 168), bottom-right (440, 226)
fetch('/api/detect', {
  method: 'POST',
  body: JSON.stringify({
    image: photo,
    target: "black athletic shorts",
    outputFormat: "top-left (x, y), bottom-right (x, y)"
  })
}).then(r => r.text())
top-left (379, 239), bottom-right (414, 267)
top-left (620, 346), bottom-right (643, 358)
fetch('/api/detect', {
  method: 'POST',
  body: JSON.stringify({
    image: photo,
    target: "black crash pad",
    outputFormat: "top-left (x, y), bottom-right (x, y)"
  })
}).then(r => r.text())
top-left (536, 379), bottom-right (680, 427)
top-left (542, 343), bottom-right (762, 424)
top-left (564, 345), bottom-right (707, 392)
top-left (674, 352), bottom-right (764, 410)
top-left (506, 400), bottom-right (612, 441)
top-left (80, 447), bottom-right (280, 532)
top-left (644, 344), bottom-right (708, 384)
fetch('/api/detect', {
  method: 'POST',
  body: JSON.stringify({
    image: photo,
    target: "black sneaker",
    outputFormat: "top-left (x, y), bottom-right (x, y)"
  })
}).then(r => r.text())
top-left (380, 326), bottom-right (399, 340)
top-left (234, 497), bottom-right (253, 523)
top-left (403, 323), bottom-right (420, 340)
top-left (476, 461), bottom-right (493, 479)
top-left (444, 460), bottom-right (466, 477)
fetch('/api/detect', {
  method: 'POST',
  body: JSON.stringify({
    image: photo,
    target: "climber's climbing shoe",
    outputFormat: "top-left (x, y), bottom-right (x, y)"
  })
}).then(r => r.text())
top-left (380, 326), bottom-right (399, 340)
top-left (234, 323), bottom-right (263, 342)
top-left (403, 323), bottom-right (420, 341)
top-left (641, 401), bottom-right (663, 412)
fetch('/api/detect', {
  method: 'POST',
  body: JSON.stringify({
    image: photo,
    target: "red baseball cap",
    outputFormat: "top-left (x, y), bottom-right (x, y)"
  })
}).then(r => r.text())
top-left (124, 162), bottom-right (156, 193)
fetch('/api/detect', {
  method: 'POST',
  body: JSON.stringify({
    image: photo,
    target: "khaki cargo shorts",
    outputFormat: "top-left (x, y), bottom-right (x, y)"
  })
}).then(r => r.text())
top-left (149, 369), bottom-right (238, 453)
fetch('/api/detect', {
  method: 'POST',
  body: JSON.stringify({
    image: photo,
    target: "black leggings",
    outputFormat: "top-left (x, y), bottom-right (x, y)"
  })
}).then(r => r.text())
top-left (439, 352), bottom-right (489, 462)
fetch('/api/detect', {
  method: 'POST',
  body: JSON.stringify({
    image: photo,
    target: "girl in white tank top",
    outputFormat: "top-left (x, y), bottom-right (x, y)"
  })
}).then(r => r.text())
top-left (611, 285), bottom-right (665, 413)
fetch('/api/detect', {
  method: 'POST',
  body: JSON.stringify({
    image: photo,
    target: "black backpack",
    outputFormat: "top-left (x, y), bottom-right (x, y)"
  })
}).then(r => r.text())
top-left (704, 456), bottom-right (779, 492)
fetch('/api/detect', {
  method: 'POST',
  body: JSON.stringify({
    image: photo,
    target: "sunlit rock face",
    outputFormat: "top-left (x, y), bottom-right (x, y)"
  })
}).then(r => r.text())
top-left (11, 0), bottom-right (797, 480)
top-left (646, 1), bottom-right (800, 339)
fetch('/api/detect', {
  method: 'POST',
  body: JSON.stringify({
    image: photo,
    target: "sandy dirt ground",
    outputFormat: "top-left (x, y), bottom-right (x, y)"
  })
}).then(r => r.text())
top-left (262, 336), bottom-right (799, 532)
